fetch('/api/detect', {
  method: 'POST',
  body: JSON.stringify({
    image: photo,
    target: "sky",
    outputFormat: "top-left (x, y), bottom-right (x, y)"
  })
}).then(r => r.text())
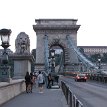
top-left (0, 0), bottom-right (107, 52)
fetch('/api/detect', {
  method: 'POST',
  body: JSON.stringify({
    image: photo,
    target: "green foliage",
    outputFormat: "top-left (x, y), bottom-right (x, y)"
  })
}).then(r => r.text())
top-left (89, 53), bottom-right (107, 63)
top-left (90, 53), bottom-right (101, 62)
top-left (102, 53), bottom-right (107, 63)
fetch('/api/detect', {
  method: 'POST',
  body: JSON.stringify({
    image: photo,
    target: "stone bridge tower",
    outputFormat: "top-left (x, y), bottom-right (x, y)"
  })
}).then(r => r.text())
top-left (33, 19), bottom-right (80, 72)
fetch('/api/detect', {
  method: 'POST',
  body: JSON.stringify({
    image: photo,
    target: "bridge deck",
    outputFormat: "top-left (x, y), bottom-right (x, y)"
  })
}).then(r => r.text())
top-left (1, 85), bottom-right (67, 107)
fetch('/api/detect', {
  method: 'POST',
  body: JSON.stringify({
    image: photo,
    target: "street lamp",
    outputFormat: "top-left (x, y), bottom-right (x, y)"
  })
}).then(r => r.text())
top-left (48, 57), bottom-right (51, 73)
top-left (50, 49), bottom-right (55, 58)
top-left (98, 58), bottom-right (101, 70)
top-left (0, 28), bottom-right (11, 82)
top-left (80, 61), bottom-right (83, 72)
top-left (0, 29), bottom-right (11, 64)
top-left (0, 29), bottom-right (11, 48)
top-left (50, 49), bottom-right (55, 73)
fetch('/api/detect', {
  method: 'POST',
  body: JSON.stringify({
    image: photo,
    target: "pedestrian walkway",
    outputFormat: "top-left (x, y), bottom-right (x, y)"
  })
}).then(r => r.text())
top-left (1, 85), bottom-right (68, 107)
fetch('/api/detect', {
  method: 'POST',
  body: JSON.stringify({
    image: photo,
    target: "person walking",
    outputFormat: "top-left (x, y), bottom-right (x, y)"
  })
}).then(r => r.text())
top-left (25, 72), bottom-right (31, 93)
top-left (37, 71), bottom-right (44, 93)
top-left (47, 73), bottom-right (52, 88)
top-left (30, 72), bottom-right (35, 93)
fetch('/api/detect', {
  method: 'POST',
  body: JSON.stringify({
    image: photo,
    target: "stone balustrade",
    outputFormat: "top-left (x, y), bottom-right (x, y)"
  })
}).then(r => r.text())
top-left (0, 79), bottom-right (25, 105)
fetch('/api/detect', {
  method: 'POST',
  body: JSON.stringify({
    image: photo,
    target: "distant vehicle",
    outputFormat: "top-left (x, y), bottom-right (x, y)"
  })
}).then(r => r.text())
top-left (75, 74), bottom-right (87, 82)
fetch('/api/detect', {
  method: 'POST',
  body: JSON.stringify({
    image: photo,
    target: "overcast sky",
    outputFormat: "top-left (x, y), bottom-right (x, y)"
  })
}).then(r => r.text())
top-left (0, 0), bottom-right (107, 52)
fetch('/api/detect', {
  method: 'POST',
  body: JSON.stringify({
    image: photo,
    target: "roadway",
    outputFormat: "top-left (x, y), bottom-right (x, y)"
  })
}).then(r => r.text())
top-left (61, 77), bottom-right (107, 107)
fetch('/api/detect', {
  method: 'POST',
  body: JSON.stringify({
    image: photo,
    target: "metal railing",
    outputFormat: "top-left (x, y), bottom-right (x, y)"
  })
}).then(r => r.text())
top-left (61, 81), bottom-right (83, 107)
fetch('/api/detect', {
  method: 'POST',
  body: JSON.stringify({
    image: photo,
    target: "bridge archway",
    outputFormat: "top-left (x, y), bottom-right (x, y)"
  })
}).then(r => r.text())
top-left (49, 38), bottom-right (68, 64)
top-left (33, 19), bottom-right (80, 72)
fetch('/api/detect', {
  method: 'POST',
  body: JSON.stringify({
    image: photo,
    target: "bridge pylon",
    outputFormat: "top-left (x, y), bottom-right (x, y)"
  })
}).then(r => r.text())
top-left (33, 19), bottom-right (80, 72)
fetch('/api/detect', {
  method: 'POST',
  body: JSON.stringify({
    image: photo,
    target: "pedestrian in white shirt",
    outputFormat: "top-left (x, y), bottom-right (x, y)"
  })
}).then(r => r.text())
top-left (37, 71), bottom-right (44, 93)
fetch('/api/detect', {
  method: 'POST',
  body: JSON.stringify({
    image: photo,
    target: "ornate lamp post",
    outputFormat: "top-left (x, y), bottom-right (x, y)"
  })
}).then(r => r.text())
top-left (0, 29), bottom-right (11, 48)
top-left (0, 28), bottom-right (11, 82)
top-left (80, 61), bottom-right (83, 72)
top-left (50, 49), bottom-right (55, 73)
top-left (48, 57), bottom-right (51, 73)
top-left (49, 49), bottom-right (60, 87)
top-left (98, 58), bottom-right (101, 73)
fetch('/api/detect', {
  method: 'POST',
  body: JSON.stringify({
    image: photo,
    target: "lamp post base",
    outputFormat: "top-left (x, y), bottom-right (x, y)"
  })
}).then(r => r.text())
top-left (0, 65), bottom-right (11, 82)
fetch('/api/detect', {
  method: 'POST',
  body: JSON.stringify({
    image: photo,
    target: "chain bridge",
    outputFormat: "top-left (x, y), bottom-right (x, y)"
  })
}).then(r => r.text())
top-left (1, 19), bottom-right (107, 107)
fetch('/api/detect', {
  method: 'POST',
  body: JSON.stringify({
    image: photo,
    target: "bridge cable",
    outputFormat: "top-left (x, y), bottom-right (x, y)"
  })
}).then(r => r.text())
top-left (44, 35), bottom-right (50, 75)
top-left (66, 35), bottom-right (98, 71)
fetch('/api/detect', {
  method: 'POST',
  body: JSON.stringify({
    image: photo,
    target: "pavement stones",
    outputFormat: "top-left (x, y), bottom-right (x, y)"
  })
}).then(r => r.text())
top-left (1, 86), bottom-right (68, 107)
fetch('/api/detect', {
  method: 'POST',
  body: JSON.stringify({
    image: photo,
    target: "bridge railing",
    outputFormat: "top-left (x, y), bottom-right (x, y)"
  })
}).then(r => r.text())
top-left (61, 81), bottom-right (83, 107)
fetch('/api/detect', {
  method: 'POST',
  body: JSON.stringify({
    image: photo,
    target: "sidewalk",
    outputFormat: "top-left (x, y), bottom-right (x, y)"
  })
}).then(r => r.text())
top-left (1, 85), bottom-right (68, 107)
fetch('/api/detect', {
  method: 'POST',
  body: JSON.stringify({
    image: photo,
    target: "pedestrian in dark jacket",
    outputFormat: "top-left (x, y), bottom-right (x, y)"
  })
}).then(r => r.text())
top-left (30, 72), bottom-right (35, 93)
top-left (25, 72), bottom-right (31, 93)
top-left (47, 73), bottom-right (53, 88)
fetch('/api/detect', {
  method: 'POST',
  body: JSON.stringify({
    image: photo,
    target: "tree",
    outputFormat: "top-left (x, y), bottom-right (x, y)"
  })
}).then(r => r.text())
top-left (90, 54), bottom-right (101, 62)
top-left (102, 53), bottom-right (107, 63)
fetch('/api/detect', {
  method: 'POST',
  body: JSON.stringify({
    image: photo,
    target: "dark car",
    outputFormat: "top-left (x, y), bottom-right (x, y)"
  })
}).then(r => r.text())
top-left (75, 74), bottom-right (87, 82)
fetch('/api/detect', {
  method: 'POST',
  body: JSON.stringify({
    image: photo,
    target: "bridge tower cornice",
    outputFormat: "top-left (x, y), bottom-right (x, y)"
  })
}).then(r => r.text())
top-left (33, 19), bottom-right (80, 33)
top-left (33, 25), bottom-right (80, 31)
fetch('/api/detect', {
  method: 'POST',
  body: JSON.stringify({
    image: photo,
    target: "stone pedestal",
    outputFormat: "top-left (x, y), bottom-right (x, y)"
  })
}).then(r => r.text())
top-left (10, 55), bottom-right (35, 79)
top-left (0, 65), bottom-right (11, 82)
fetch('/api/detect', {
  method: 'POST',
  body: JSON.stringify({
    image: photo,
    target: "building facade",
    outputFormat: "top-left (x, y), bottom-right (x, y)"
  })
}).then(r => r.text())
top-left (78, 46), bottom-right (107, 56)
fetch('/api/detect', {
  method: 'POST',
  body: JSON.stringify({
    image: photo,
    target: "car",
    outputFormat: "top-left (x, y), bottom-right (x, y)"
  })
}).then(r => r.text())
top-left (75, 74), bottom-right (87, 82)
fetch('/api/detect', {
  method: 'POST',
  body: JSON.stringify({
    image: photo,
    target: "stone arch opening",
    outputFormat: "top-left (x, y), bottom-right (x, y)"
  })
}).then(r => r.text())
top-left (48, 38), bottom-right (69, 65)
